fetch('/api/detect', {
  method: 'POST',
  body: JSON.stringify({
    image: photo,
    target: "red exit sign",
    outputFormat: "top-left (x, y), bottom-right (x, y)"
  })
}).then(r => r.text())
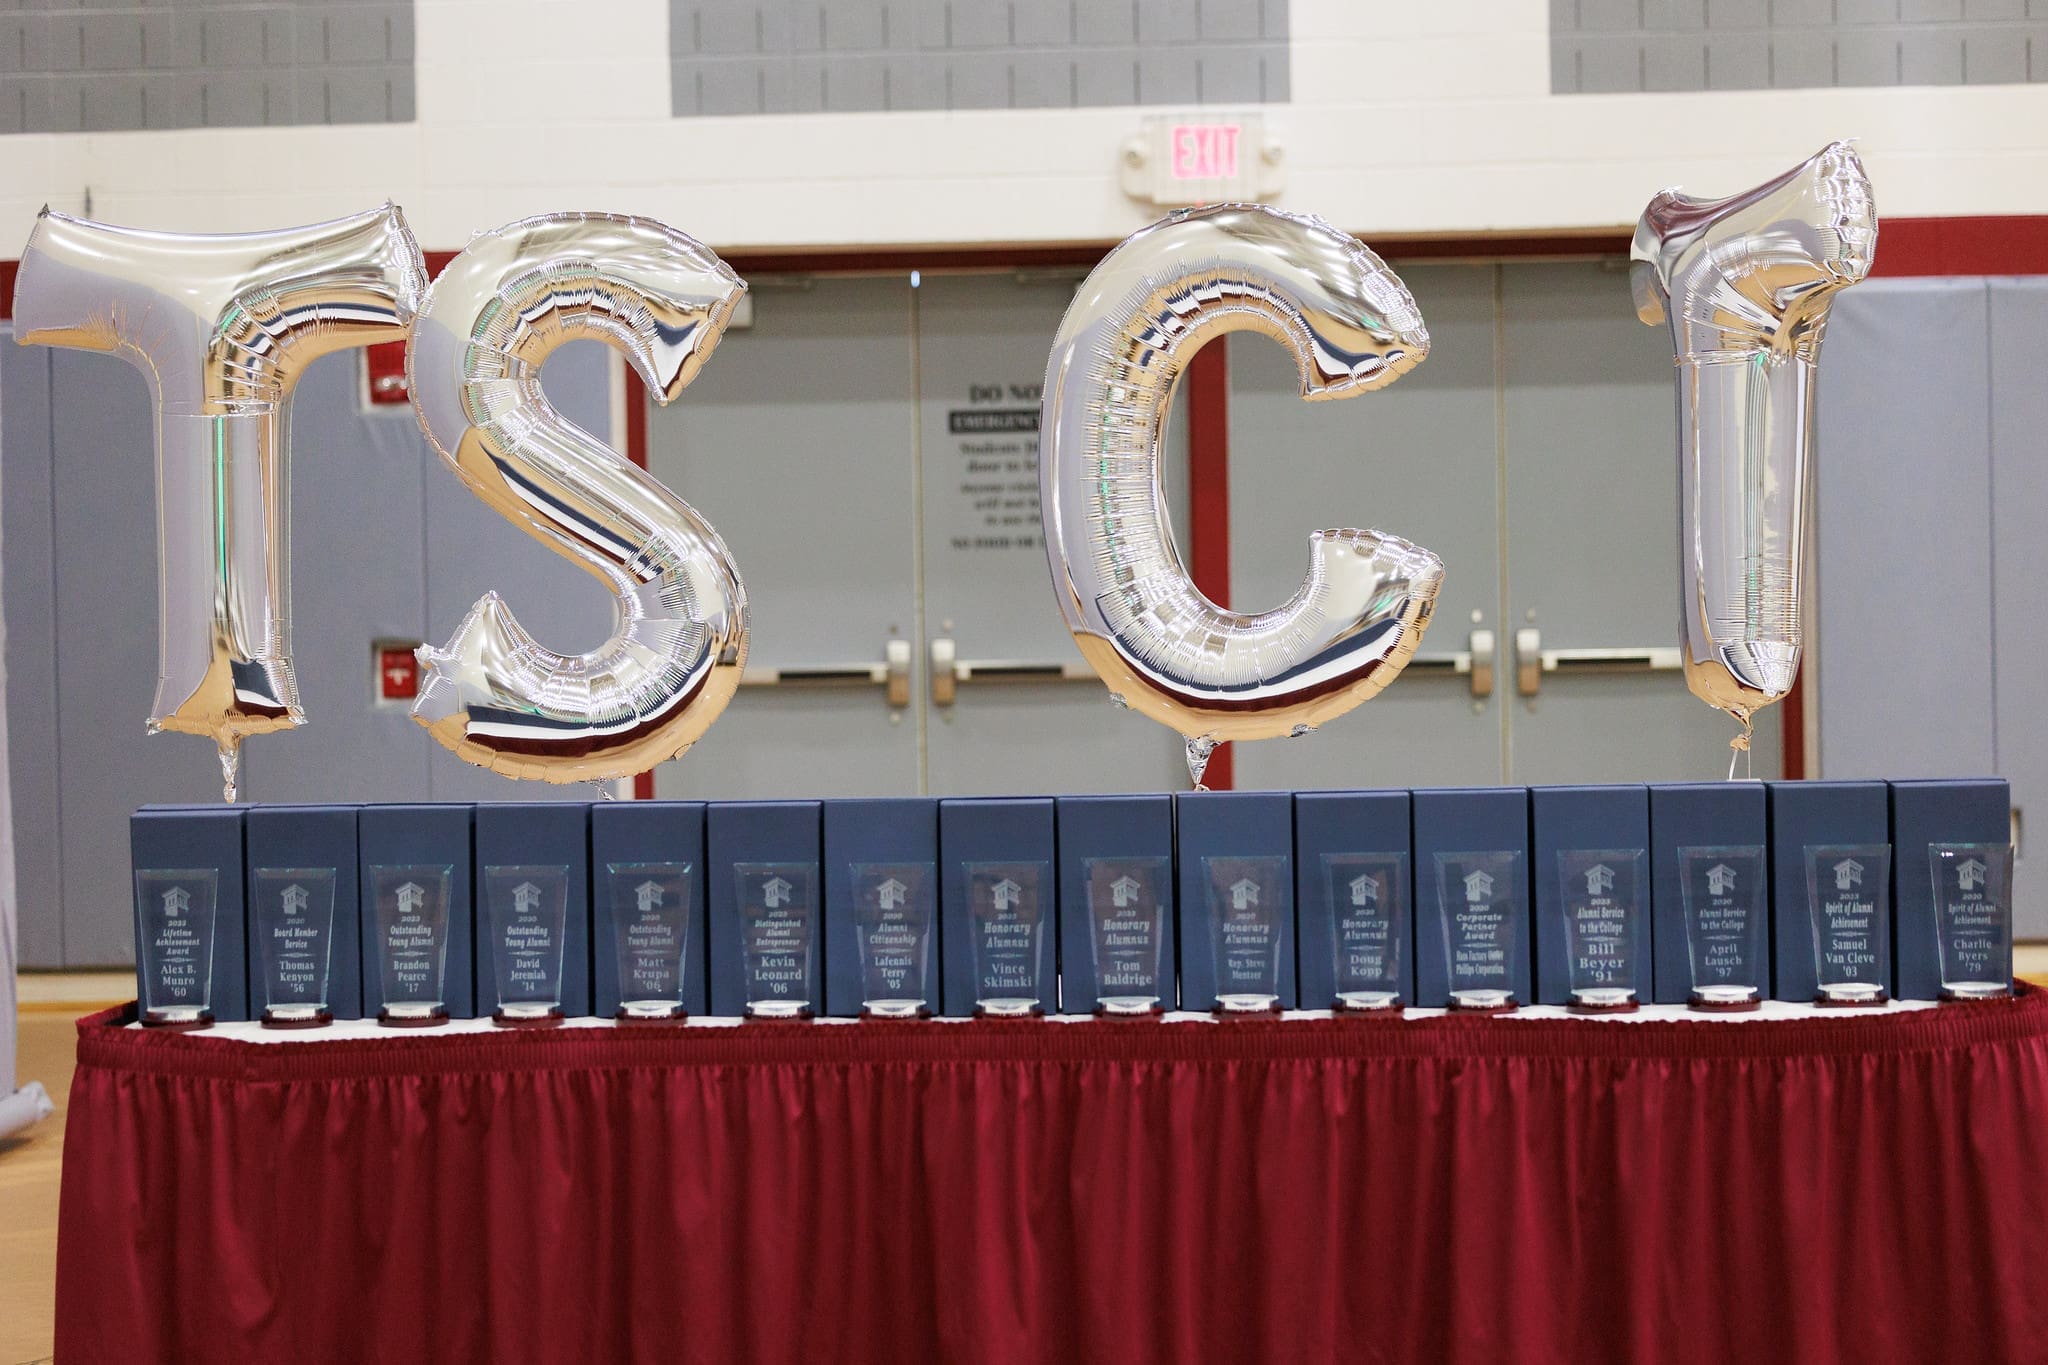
top-left (1170, 123), bottom-right (1241, 181)
top-left (1123, 114), bottom-right (1276, 207)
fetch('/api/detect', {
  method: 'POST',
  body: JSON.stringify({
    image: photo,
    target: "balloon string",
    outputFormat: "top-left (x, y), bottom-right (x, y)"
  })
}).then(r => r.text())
top-left (1185, 735), bottom-right (1217, 792)
top-left (218, 746), bottom-right (240, 804)
top-left (1726, 717), bottom-right (1754, 782)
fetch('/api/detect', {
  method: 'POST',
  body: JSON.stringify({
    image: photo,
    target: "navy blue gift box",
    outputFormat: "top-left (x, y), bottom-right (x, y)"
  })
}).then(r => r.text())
top-left (1295, 790), bottom-right (1413, 1010)
top-left (245, 804), bottom-right (361, 1022)
top-left (128, 775), bottom-right (2020, 1020)
top-left (473, 803), bottom-right (591, 1020)
top-left (939, 797), bottom-right (1057, 1017)
top-left (1531, 785), bottom-right (1651, 1008)
top-left (1768, 781), bottom-right (1891, 1003)
top-left (1412, 787), bottom-right (1531, 1008)
top-left (359, 804), bottom-right (475, 1021)
top-left (592, 801), bottom-right (707, 1018)
top-left (1176, 791), bottom-right (1296, 1011)
top-left (131, 804), bottom-right (249, 1023)
top-left (1890, 779), bottom-right (2010, 1001)
top-left (1649, 783), bottom-right (1767, 1005)
top-left (824, 798), bottom-right (939, 1017)
top-left (706, 801), bottom-right (822, 1017)
top-left (1056, 794), bottom-right (1175, 1013)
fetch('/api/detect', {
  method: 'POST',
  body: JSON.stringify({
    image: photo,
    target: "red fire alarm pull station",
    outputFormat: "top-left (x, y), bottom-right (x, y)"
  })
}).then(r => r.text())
top-left (376, 643), bottom-right (421, 702)
top-left (364, 341), bottom-right (410, 406)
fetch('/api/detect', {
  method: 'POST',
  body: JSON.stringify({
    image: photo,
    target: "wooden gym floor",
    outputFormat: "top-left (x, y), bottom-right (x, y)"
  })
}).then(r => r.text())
top-left (2, 975), bottom-right (128, 1365)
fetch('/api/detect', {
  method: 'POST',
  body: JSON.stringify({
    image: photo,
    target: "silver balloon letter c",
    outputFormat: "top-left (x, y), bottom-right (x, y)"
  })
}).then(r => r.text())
top-left (407, 213), bottom-right (749, 784)
top-left (1040, 204), bottom-right (1444, 784)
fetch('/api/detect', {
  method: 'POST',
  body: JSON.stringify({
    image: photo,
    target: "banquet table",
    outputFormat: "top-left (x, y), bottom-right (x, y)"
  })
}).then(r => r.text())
top-left (55, 993), bottom-right (2048, 1365)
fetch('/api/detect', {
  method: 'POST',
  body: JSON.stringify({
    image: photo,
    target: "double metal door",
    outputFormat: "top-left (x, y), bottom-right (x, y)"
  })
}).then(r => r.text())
top-left (644, 262), bottom-right (1774, 801)
top-left (1226, 261), bottom-right (1778, 791)
top-left (643, 272), bottom-right (1185, 800)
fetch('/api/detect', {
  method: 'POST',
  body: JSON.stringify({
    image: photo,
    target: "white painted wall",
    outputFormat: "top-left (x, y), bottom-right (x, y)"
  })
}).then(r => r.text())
top-left (0, 1), bottom-right (2039, 250)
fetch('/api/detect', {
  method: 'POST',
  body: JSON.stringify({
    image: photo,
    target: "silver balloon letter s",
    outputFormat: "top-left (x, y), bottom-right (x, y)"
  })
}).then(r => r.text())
top-left (407, 213), bottom-right (748, 785)
top-left (12, 205), bottom-right (425, 799)
top-left (1633, 142), bottom-right (1875, 767)
top-left (1041, 203), bottom-right (1443, 785)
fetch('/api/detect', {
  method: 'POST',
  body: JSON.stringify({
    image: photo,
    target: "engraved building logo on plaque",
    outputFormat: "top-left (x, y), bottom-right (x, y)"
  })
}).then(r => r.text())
top-left (1833, 858), bottom-right (1863, 891)
top-left (967, 861), bottom-right (1048, 1016)
top-left (1706, 863), bottom-right (1738, 896)
top-left (1958, 858), bottom-right (1987, 892)
top-left (1583, 864), bottom-right (1615, 896)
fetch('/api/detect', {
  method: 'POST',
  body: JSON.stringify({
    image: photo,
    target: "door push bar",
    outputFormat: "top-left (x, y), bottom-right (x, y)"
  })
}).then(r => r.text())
top-left (740, 638), bottom-right (912, 708)
top-left (1513, 627), bottom-right (1682, 698)
top-left (928, 629), bottom-right (1498, 705)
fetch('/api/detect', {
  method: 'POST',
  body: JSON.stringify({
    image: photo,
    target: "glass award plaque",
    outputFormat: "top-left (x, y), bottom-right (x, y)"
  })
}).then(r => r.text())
top-left (483, 864), bottom-right (571, 1028)
top-left (251, 866), bottom-right (337, 1028)
top-left (1557, 850), bottom-right (1645, 1013)
top-left (607, 862), bottom-right (694, 1023)
top-left (1679, 845), bottom-right (1767, 1011)
top-left (737, 862), bottom-right (818, 1019)
top-left (1434, 851), bottom-right (1522, 1012)
top-left (966, 860), bottom-right (1049, 1016)
top-left (135, 868), bottom-right (219, 1029)
top-left (1322, 853), bottom-right (1406, 1011)
top-left (370, 866), bottom-right (452, 1026)
top-left (852, 862), bottom-right (936, 1018)
top-left (1203, 855), bottom-right (1288, 1013)
top-left (1084, 856), bottom-right (1170, 1014)
top-left (1803, 844), bottom-right (1891, 1006)
top-left (1930, 843), bottom-right (2014, 1001)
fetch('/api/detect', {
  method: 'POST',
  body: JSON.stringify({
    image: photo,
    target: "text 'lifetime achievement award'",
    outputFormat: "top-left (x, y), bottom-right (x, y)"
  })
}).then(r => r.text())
top-left (135, 868), bottom-right (219, 1029)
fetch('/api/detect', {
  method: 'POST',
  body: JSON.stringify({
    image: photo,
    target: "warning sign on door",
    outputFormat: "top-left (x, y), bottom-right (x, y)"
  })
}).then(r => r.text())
top-left (946, 385), bottom-right (1041, 554)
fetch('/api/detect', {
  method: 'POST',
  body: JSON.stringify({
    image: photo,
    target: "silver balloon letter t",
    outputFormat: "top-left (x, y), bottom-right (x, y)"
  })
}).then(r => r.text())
top-left (11, 205), bottom-right (425, 799)
top-left (1633, 142), bottom-right (1875, 755)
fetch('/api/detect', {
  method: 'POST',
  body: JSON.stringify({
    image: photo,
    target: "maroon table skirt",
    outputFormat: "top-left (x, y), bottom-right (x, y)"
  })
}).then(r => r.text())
top-left (55, 995), bottom-right (2048, 1365)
